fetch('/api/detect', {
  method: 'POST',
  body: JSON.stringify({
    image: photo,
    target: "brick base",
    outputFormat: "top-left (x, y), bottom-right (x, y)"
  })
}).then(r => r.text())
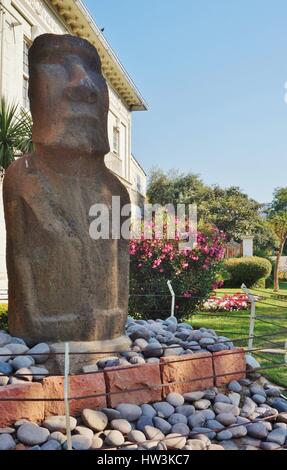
top-left (160, 352), bottom-right (214, 396)
top-left (105, 363), bottom-right (162, 407)
top-left (0, 349), bottom-right (246, 427)
top-left (43, 372), bottom-right (106, 416)
top-left (213, 348), bottom-right (246, 386)
top-left (0, 383), bottom-right (44, 427)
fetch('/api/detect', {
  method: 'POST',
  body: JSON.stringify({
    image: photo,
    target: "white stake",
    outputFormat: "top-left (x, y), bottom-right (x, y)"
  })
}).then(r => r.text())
top-left (167, 280), bottom-right (175, 317)
top-left (241, 284), bottom-right (257, 353)
top-left (64, 342), bottom-right (72, 451)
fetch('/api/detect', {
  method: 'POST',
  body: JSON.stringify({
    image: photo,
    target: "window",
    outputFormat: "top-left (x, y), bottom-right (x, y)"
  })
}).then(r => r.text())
top-left (113, 126), bottom-right (120, 155)
top-left (136, 174), bottom-right (141, 192)
top-left (23, 77), bottom-right (29, 110)
top-left (23, 39), bottom-right (30, 109)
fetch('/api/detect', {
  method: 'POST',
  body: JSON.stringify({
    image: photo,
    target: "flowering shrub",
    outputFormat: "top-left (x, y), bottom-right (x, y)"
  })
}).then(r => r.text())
top-left (202, 293), bottom-right (249, 312)
top-left (129, 223), bottom-right (225, 321)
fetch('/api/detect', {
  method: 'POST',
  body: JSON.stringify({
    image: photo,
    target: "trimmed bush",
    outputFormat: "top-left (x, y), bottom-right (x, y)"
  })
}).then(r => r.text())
top-left (224, 256), bottom-right (272, 288)
top-left (0, 304), bottom-right (8, 332)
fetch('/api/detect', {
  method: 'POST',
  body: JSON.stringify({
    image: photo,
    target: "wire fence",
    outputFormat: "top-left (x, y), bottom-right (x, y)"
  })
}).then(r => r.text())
top-left (1, 282), bottom-right (287, 451)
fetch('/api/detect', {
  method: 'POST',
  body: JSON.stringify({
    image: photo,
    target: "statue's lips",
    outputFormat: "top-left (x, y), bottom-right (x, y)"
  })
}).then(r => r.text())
top-left (64, 111), bottom-right (100, 123)
top-left (65, 87), bottom-right (99, 104)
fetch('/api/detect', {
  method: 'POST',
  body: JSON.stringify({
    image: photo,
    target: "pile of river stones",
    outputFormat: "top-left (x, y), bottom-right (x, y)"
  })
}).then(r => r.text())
top-left (0, 378), bottom-right (287, 451)
top-left (0, 316), bottom-right (240, 382)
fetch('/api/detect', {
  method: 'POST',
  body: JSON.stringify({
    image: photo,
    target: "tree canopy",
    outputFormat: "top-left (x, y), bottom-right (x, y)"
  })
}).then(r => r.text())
top-left (147, 168), bottom-right (275, 252)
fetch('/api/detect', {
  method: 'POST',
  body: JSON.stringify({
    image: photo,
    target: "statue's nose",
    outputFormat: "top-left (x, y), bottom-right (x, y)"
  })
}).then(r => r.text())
top-left (66, 64), bottom-right (99, 104)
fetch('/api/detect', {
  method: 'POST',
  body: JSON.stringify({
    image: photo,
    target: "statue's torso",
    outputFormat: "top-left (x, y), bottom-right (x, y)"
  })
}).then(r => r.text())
top-left (3, 153), bottom-right (130, 343)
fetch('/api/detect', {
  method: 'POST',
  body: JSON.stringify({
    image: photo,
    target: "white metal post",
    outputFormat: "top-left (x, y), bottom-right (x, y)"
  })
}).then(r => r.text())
top-left (64, 342), bottom-right (72, 451)
top-left (167, 280), bottom-right (175, 317)
top-left (241, 284), bottom-right (257, 353)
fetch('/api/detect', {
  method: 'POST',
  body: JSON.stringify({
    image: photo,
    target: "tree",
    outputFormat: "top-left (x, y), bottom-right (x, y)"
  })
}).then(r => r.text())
top-left (0, 98), bottom-right (33, 177)
top-left (147, 169), bottom-right (267, 245)
top-left (268, 213), bottom-right (287, 291)
top-left (269, 187), bottom-right (287, 214)
top-left (202, 186), bottom-right (262, 241)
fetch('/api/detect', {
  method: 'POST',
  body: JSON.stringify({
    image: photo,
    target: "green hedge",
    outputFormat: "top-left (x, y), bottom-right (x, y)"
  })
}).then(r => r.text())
top-left (0, 304), bottom-right (8, 332)
top-left (224, 256), bottom-right (272, 288)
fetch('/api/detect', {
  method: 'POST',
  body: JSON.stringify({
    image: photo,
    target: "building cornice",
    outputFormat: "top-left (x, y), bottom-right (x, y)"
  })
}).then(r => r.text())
top-left (48, 0), bottom-right (148, 112)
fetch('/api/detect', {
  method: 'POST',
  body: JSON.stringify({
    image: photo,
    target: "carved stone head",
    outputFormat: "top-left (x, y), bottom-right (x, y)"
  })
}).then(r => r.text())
top-left (28, 34), bottom-right (110, 156)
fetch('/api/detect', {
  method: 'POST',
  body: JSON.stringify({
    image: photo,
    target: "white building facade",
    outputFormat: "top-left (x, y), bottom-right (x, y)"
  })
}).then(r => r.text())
top-left (0, 0), bottom-right (147, 288)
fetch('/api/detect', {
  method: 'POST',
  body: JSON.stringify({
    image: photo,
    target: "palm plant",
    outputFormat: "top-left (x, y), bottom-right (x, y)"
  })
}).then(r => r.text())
top-left (0, 97), bottom-right (34, 177)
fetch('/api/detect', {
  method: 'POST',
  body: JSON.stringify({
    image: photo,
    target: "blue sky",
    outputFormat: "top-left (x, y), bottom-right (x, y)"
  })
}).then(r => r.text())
top-left (85, 0), bottom-right (287, 203)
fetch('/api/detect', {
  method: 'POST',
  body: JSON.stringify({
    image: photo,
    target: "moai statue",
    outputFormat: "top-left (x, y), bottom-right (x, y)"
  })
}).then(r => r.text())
top-left (3, 34), bottom-right (131, 371)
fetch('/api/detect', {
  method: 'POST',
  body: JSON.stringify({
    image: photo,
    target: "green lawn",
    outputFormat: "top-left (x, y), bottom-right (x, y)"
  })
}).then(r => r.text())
top-left (191, 284), bottom-right (287, 388)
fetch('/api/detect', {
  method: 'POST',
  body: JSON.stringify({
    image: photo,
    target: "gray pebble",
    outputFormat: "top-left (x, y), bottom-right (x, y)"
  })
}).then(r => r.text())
top-left (143, 343), bottom-right (163, 358)
top-left (266, 428), bottom-right (287, 446)
top-left (185, 439), bottom-right (207, 450)
top-left (41, 439), bottom-right (62, 451)
top-left (28, 343), bottom-right (50, 364)
top-left (144, 425), bottom-right (165, 441)
top-left (0, 347), bottom-right (12, 362)
top-left (203, 388), bottom-right (218, 401)
top-left (50, 432), bottom-right (67, 445)
top-left (221, 440), bottom-right (239, 450)
top-left (216, 430), bottom-right (233, 441)
top-left (191, 427), bottom-right (216, 440)
top-left (215, 394), bottom-right (231, 404)
top-left (141, 404), bottom-right (156, 418)
top-left (229, 425), bottom-right (247, 438)
top-left (183, 391), bottom-right (205, 402)
top-left (168, 414), bottom-right (187, 425)
top-left (127, 430), bottom-right (146, 444)
top-left (15, 368), bottom-right (32, 382)
top-left (153, 417), bottom-right (172, 435)
top-left (11, 356), bottom-right (34, 371)
top-left (101, 408), bottom-right (121, 421)
top-left (162, 433), bottom-right (187, 449)
top-left (228, 380), bottom-right (242, 393)
top-left (228, 392), bottom-right (241, 407)
top-left (0, 434), bottom-right (16, 450)
top-left (74, 426), bottom-right (94, 440)
top-left (111, 419), bottom-right (132, 434)
top-left (136, 416), bottom-right (154, 431)
top-left (213, 403), bottom-right (239, 415)
top-left (207, 420), bottom-right (225, 432)
top-left (130, 356), bottom-right (146, 365)
top-left (0, 361), bottom-right (13, 375)
top-left (171, 423), bottom-right (189, 436)
top-left (17, 423), bottom-right (50, 446)
top-left (105, 430), bottom-right (125, 447)
top-left (153, 401), bottom-right (175, 418)
top-left (175, 405), bottom-right (195, 417)
top-left (250, 384), bottom-right (266, 398)
top-left (194, 399), bottom-right (211, 410)
top-left (116, 404), bottom-right (142, 422)
top-left (43, 416), bottom-right (77, 433)
top-left (216, 412), bottom-right (237, 426)
top-left (247, 422), bottom-right (268, 439)
top-left (188, 412), bottom-right (206, 429)
top-left (0, 373), bottom-right (9, 386)
top-left (0, 332), bottom-right (12, 347)
top-left (64, 435), bottom-right (92, 450)
top-left (166, 392), bottom-right (184, 407)
top-left (30, 366), bottom-right (49, 381)
top-left (91, 436), bottom-right (103, 449)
